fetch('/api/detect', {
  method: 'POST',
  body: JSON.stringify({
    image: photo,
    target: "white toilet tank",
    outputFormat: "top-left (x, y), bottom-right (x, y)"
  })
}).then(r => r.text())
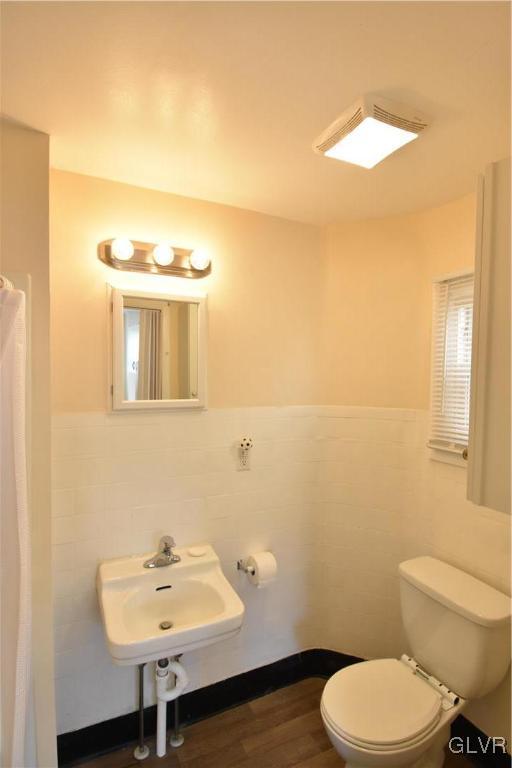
top-left (399, 556), bottom-right (511, 700)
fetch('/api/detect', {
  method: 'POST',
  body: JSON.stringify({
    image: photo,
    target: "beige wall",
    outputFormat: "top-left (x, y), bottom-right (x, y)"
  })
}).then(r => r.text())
top-left (51, 170), bottom-right (477, 415)
top-left (50, 173), bottom-right (476, 413)
top-left (50, 170), bottom-right (324, 412)
top-left (320, 194), bottom-right (476, 408)
top-left (1, 120), bottom-right (57, 766)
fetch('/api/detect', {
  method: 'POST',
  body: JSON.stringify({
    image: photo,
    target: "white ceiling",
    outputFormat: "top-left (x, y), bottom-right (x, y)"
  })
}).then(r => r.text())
top-left (1, 2), bottom-right (510, 224)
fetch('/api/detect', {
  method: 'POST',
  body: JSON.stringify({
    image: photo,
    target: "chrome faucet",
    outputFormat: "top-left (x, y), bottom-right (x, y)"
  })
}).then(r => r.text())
top-left (143, 536), bottom-right (181, 569)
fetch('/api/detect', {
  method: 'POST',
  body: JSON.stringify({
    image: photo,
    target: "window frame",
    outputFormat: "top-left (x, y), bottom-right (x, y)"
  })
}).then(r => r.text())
top-left (428, 269), bottom-right (474, 468)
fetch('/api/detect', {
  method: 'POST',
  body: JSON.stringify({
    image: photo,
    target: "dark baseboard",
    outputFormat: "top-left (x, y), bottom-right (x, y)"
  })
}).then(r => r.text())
top-left (57, 649), bottom-right (510, 768)
top-left (57, 648), bottom-right (359, 765)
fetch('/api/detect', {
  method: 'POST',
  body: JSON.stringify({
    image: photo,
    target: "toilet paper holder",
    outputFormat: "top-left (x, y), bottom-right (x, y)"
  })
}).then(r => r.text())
top-left (236, 559), bottom-right (255, 576)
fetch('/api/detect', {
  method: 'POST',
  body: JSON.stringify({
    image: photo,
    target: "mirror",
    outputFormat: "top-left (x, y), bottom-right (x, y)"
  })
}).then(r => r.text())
top-left (111, 288), bottom-right (206, 410)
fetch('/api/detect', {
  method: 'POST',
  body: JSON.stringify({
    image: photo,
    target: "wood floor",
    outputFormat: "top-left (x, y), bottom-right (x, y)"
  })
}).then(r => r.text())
top-left (72, 679), bottom-right (475, 768)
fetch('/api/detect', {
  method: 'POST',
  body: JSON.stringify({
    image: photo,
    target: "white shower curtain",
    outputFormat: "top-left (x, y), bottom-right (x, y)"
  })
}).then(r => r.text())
top-left (0, 278), bottom-right (31, 768)
top-left (137, 308), bottom-right (162, 400)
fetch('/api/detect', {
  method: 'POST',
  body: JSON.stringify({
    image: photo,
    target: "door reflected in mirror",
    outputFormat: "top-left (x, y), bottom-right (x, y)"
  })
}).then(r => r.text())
top-left (111, 289), bottom-right (206, 411)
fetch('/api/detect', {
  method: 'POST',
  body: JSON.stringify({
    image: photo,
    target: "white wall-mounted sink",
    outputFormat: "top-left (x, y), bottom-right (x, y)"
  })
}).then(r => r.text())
top-left (97, 544), bottom-right (244, 665)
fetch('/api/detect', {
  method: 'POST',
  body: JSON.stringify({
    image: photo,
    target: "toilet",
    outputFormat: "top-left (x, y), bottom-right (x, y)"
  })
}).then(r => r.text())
top-left (321, 556), bottom-right (511, 768)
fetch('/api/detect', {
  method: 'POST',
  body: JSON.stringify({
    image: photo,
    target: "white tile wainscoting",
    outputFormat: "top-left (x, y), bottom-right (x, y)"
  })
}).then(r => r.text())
top-left (51, 406), bottom-right (511, 735)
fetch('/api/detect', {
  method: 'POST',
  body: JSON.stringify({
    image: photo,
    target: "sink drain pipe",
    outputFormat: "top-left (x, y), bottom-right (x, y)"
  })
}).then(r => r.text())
top-left (156, 657), bottom-right (189, 758)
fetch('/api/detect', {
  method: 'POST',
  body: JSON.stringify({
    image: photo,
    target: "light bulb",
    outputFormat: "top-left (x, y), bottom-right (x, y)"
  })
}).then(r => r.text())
top-left (190, 248), bottom-right (211, 271)
top-left (152, 243), bottom-right (175, 267)
top-left (111, 238), bottom-right (134, 261)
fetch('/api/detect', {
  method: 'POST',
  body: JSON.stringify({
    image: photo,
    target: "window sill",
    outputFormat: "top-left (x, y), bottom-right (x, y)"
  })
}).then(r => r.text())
top-left (427, 441), bottom-right (468, 468)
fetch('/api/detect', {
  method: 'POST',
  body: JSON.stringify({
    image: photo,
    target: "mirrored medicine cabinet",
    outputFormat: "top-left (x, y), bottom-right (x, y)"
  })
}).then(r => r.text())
top-left (110, 287), bottom-right (207, 411)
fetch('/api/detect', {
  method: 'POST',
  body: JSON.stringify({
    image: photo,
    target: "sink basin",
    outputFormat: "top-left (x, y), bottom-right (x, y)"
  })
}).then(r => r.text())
top-left (97, 544), bottom-right (244, 665)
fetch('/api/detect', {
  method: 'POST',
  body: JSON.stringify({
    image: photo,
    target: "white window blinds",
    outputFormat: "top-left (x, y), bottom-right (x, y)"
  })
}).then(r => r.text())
top-left (429, 273), bottom-right (474, 452)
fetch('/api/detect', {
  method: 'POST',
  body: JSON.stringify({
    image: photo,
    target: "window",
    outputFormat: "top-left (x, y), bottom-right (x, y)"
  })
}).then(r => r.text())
top-left (429, 272), bottom-right (474, 461)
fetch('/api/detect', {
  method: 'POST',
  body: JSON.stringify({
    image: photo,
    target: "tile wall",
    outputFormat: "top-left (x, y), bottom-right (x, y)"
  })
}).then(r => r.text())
top-left (52, 407), bottom-right (511, 734)
top-left (52, 407), bottom-right (318, 733)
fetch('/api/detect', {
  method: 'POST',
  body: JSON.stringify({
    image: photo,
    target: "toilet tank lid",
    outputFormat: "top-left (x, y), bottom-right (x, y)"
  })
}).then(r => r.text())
top-left (399, 557), bottom-right (511, 627)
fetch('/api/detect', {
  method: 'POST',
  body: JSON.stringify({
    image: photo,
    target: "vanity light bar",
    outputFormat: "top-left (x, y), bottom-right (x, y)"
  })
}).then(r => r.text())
top-left (98, 239), bottom-right (212, 279)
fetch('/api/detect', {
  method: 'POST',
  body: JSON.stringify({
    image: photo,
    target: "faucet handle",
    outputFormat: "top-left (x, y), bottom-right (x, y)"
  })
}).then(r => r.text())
top-left (160, 535), bottom-right (175, 553)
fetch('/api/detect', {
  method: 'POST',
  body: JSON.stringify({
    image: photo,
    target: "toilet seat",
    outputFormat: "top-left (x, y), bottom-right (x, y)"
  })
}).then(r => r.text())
top-left (321, 659), bottom-right (443, 752)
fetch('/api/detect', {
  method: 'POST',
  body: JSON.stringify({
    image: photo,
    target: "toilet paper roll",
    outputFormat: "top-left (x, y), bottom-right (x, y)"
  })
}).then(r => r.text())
top-left (246, 552), bottom-right (277, 587)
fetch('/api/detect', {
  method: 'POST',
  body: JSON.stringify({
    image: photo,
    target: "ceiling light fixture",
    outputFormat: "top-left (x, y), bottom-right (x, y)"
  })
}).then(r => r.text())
top-left (313, 95), bottom-right (428, 169)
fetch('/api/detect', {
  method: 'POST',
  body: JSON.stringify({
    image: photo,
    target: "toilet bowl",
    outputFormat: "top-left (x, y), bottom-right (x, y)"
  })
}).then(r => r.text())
top-left (320, 557), bottom-right (511, 768)
top-left (321, 658), bottom-right (464, 768)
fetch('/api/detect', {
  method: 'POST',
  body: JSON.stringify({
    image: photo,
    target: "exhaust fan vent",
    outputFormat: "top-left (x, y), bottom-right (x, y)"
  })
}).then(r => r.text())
top-left (316, 107), bottom-right (363, 154)
top-left (313, 95), bottom-right (428, 169)
top-left (372, 104), bottom-right (427, 134)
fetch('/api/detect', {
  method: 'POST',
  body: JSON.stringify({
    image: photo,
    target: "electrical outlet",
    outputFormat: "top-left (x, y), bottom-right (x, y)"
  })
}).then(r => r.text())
top-left (238, 437), bottom-right (253, 471)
